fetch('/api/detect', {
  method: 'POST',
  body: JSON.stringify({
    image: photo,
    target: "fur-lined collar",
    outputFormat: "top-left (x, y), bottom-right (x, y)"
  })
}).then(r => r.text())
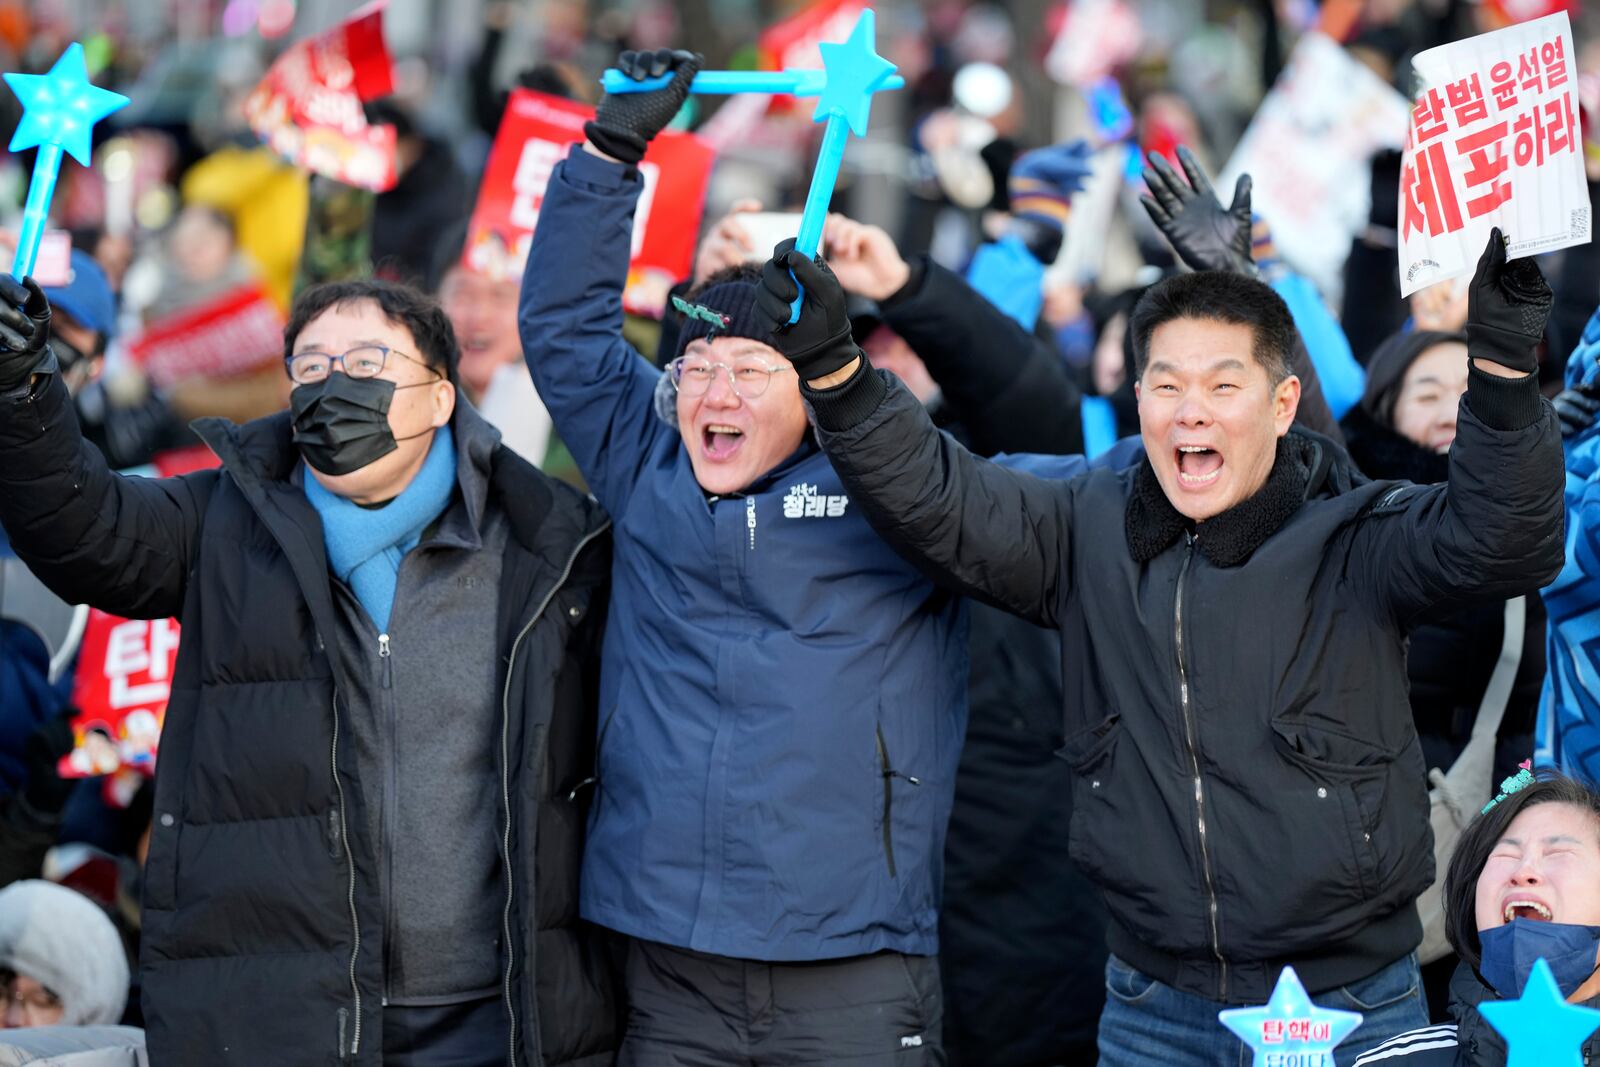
top-left (1124, 434), bottom-right (1316, 567)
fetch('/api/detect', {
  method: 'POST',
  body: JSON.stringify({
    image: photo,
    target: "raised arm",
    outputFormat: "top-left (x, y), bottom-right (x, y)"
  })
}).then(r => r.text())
top-left (0, 278), bottom-right (208, 620)
top-left (822, 214), bottom-right (1084, 456)
top-left (755, 243), bottom-right (1075, 626)
top-left (1352, 231), bottom-right (1565, 623)
top-left (517, 49), bottom-right (699, 514)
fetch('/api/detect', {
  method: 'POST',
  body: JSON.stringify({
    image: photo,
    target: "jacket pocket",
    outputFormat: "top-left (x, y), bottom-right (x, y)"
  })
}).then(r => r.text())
top-left (874, 724), bottom-right (921, 879)
top-left (1268, 720), bottom-right (1397, 903)
top-left (1055, 713), bottom-right (1121, 881)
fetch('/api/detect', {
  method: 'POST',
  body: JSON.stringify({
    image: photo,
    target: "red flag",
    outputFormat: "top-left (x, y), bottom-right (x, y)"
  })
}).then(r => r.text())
top-left (244, 0), bottom-right (398, 191)
top-left (461, 89), bottom-right (716, 316)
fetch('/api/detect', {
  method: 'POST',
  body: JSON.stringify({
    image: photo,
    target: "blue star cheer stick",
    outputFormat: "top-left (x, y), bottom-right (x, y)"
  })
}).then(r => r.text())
top-left (602, 9), bottom-right (901, 323)
top-left (1218, 966), bottom-right (1363, 1067)
top-left (1478, 958), bottom-right (1600, 1067)
top-left (3, 43), bottom-right (129, 279)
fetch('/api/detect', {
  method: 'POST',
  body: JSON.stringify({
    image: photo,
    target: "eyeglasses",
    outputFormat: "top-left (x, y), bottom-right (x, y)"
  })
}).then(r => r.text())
top-left (667, 355), bottom-right (792, 399)
top-left (285, 344), bottom-right (440, 386)
top-left (0, 968), bottom-right (63, 1024)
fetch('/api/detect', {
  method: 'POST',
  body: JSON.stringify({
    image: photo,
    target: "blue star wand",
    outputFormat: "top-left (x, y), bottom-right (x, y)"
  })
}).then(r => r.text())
top-left (602, 9), bottom-right (901, 323)
top-left (3, 43), bottom-right (129, 278)
top-left (1478, 958), bottom-right (1600, 1067)
top-left (1218, 966), bottom-right (1363, 1066)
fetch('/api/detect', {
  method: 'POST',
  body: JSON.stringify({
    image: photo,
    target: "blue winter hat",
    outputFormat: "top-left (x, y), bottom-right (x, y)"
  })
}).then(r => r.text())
top-left (43, 251), bottom-right (116, 341)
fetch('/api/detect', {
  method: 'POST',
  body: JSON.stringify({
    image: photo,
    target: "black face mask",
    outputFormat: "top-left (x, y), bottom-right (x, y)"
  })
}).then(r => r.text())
top-left (290, 374), bottom-right (436, 476)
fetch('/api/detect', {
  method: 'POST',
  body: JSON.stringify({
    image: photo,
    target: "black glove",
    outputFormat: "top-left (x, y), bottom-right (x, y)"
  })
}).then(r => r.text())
top-left (1139, 146), bottom-right (1255, 276)
top-left (1552, 382), bottom-right (1600, 437)
top-left (585, 49), bottom-right (702, 166)
top-left (0, 274), bottom-right (55, 394)
top-left (756, 239), bottom-right (861, 382)
top-left (1466, 228), bottom-right (1551, 375)
top-left (21, 707), bottom-right (78, 815)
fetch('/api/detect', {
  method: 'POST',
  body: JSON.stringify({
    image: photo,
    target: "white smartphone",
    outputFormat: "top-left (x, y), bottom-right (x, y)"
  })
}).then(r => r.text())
top-left (736, 212), bottom-right (804, 263)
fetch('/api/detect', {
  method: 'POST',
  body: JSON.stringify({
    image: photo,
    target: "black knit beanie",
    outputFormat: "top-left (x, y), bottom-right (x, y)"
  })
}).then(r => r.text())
top-left (671, 268), bottom-right (771, 361)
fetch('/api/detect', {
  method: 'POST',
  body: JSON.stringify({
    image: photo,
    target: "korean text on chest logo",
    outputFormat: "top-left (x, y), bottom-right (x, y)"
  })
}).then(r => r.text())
top-left (783, 482), bottom-right (849, 519)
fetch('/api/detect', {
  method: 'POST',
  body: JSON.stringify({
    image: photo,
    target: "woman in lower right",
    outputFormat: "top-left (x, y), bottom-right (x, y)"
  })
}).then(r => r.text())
top-left (1353, 770), bottom-right (1600, 1065)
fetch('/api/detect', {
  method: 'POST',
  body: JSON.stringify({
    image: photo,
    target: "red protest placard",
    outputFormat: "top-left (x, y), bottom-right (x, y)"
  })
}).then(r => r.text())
top-left (54, 444), bottom-right (219, 784)
top-left (461, 89), bottom-right (717, 315)
top-left (128, 283), bottom-right (286, 388)
top-left (1399, 12), bottom-right (1589, 295)
top-left (59, 611), bottom-right (179, 779)
top-left (244, 0), bottom-right (398, 191)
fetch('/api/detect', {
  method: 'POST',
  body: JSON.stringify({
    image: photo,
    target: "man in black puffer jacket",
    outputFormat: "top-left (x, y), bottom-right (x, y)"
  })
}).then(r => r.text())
top-left (755, 229), bottom-right (1565, 1067)
top-left (0, 276), bottom-right (618, 1066)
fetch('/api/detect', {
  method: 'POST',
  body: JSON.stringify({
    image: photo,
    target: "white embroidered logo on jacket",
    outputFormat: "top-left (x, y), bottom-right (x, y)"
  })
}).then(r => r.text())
top-left (782, 482), bottom-right (849, 519)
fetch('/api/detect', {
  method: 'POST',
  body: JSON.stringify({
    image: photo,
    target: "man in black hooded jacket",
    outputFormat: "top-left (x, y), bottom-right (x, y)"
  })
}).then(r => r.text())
top-left (754, 228), bottom-right (1565, 1067)
top-left (0, 274), bottom-right (618, 1066)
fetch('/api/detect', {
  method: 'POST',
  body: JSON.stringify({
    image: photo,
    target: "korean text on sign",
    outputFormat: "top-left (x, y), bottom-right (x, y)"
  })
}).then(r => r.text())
top-left (1399, 12), bottom-right (1589, 295)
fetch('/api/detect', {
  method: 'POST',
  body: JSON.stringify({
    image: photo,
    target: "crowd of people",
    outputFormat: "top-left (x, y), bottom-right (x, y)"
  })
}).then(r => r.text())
top-left (2, 1), bottom-right (1600, 1066)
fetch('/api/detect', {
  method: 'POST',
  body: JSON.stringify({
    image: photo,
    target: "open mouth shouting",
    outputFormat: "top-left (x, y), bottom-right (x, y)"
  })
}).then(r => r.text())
top-left (1175, 444), bottom-right (1224, 489)
top-left (1501, 896), bottom-right (1554, 923)
top-left (701, 423), bottom-right (745, 462)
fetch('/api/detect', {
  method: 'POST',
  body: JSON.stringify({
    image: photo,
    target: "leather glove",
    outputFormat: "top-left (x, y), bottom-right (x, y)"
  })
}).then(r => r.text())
top-left (1553, 383), bottom-right (1600, 437)
top-left (22, 707), bottom-right (78, 815)
top-left (0, 274), bottom-right (55, 394)
top-left (756, 239), bottom-right (861, 382)
top-left (1466, 228), bottom-right (1551, 375)
top-left (585, 49), bottom-right (702, 166)
top-left (1139, 146), bottom-right (1256, 276)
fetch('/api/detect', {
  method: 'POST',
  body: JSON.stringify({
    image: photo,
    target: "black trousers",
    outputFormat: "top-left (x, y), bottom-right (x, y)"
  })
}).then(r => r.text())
top-left (383, 993), bottom-right (510, 1067)
top-left (617, 936), bottom-right (945, 1066)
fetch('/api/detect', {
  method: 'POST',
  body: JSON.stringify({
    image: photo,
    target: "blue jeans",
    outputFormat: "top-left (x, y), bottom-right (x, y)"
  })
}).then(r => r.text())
top-left (1097, 952), bottom-right (1428, 1067)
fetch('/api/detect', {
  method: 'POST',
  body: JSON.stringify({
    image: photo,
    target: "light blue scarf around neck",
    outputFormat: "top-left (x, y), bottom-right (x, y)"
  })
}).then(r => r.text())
top-left (303, 425), bottom-right (458, 633)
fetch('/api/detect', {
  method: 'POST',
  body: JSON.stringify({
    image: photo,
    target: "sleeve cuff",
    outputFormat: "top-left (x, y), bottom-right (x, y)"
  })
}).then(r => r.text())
top-left (1465, 361), bottom-right (1544, 431)
top-left (559, 143), bottom-right (640, 191)
top-left (880, 254), bottom-right (930, 312)
top-left (803, 359), bottom-right (889, 432)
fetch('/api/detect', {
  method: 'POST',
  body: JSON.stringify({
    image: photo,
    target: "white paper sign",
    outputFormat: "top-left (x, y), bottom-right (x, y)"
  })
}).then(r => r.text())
top-left (1398, 12), bottom-right (1589, 296)
top-left (1220, 33), bottom-right (1412, 301)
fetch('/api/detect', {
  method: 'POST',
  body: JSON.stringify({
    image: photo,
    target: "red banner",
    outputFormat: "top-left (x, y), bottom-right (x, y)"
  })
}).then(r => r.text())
top-left (244, 0), bottom-right (398, 191)
top-left (128, 283), bottom-right (286, 388)
top-left (461, 89), bottom-right (716, 315)
top-left (60, 612), bottom-right (180, 779)
top-left (57, 444), bottom-right (221, 783)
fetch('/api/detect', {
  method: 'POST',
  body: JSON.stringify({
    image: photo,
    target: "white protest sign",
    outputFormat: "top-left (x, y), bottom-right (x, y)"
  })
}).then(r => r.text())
top-left (1399, 12), bottom-right (1588, 296)
top-left (1219, 33), bottom-right (1412, 300)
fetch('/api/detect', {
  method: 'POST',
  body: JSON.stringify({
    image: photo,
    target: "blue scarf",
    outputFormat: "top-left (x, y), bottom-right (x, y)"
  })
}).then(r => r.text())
top-left (304, 425), bottom-right (457, 633)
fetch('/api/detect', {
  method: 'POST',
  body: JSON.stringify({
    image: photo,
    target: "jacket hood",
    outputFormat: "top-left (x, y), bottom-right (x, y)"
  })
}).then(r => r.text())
top-left (0, 880), bottom-right (129, 1026)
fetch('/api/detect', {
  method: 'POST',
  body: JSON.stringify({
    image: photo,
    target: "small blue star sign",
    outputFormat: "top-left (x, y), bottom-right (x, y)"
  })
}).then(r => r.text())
top-left (812, 9), bottom-right (897, 137)
top-left (1478, 958), bottom-right (1600, 1067)
top-left (1218, 967), bottom-right (1363, 1067)
top-left (5, 43), bottom-right (129, 165)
